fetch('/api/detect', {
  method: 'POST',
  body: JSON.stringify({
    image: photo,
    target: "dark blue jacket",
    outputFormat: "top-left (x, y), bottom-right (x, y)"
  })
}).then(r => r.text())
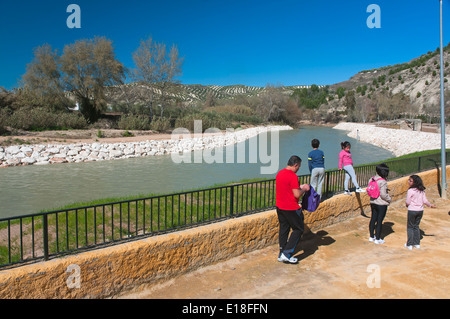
top-left (308, 149), bottom-right (325, 172)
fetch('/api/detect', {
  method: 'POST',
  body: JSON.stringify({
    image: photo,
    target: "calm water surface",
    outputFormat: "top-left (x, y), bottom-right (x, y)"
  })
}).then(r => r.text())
top-left (0, 126), bottom-right (393, 218)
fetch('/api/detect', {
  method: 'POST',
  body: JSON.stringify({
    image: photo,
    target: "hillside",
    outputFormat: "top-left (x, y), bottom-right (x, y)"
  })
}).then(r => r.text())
top-left (105, 82), bottom-right (322, 106)
top-left (324, 44), bottom-right (450, 122)
top-left (105, 44), bottom-right (450, 124)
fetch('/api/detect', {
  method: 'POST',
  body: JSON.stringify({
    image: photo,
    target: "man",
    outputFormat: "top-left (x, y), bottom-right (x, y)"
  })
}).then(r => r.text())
top-left (275, 155), bottom-right (310, 264)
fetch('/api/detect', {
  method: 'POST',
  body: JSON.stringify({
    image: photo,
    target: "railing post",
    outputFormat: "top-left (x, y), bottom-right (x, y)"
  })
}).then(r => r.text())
top-left (43, 214), bottom-right (49, 261)
top-left (230, 185), bottom-right (234, 216)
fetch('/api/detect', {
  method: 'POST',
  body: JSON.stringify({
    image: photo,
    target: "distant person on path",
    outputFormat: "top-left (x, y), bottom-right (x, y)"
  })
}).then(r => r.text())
top-left (405, 175), bottom-right (436, 250)
top-left (368, 163), bottom-right (392, 245)
top-left (308, 139), bottom-right (325, 197)
top-left (339, 141), bottom-right (365, 195)
top-left (275, 155), bottom-right (310, 264)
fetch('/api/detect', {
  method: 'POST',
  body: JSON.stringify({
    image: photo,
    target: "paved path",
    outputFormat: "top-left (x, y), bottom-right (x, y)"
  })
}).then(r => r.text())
top-left (118, 184), bottom-right (450, 299)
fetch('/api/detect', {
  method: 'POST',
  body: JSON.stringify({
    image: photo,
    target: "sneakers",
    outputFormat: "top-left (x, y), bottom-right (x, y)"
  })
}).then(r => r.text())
top-left (278, 253), bottom-right (298, 264)
top-left (344, 188), bottom-right (365, 195)
top-left (369, 237), bottom-right (375, 242)
top-left (404, 244), bottom-right (420, 250)
top-left (374, 239), bottom-right (385, 245)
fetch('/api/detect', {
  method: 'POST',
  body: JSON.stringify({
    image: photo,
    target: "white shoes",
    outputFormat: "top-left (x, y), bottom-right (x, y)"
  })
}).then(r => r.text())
top-left (404, 244), bottom-right (420, 250)
top-left (278, 253), bottom-right (298, 264)
top-left (369, 237), bottom-right (385, 244)
top-left (344, 188), bottom-right (365, 195)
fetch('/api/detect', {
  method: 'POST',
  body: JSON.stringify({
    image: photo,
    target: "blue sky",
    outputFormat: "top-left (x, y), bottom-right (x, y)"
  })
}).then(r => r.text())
top-left (1, 0), bottom-right (449, 90)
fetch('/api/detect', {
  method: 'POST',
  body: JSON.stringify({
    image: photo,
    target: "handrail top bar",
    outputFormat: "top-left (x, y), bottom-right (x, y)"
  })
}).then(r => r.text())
top-left (0, 151), bottom-right (447, 222)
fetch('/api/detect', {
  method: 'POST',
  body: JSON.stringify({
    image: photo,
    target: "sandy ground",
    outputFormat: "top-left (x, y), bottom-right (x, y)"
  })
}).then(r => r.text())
top-left (0, 129), bottom-right (181, 146)
top-left (117, 182), bottom-right (450, 299)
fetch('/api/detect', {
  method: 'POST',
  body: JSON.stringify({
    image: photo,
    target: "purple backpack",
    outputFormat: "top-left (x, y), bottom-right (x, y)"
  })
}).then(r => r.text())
top-left (301, 185), bottom-right (321, 212)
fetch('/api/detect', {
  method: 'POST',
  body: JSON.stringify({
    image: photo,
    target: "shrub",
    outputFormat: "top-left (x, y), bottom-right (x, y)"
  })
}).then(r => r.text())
top-left (149, 117), bottom-right (171, 132)
top-left (117, 114), bottom-right (151, 130)
top-left (5, 107), bottom-right (87, 131)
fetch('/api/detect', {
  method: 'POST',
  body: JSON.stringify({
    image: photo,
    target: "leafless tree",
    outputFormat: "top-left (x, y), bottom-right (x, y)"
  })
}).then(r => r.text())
top-left (131, 37), bottom-right (183, 120)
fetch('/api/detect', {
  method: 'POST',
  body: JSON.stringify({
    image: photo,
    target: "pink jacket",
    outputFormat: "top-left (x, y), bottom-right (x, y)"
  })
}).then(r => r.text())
top-left (339, 150), bottom-right (353, 169)
top-left (406, 188), bottom-right (432, 211)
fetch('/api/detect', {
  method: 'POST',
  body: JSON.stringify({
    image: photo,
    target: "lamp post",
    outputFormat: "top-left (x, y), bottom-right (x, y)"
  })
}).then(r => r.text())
top-left (439, 0), bottom-right (447, 199)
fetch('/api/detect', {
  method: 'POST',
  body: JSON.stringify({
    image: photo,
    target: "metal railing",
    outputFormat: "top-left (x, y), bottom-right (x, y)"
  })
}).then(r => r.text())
top-left (0, 151), bottom-right (448, 268)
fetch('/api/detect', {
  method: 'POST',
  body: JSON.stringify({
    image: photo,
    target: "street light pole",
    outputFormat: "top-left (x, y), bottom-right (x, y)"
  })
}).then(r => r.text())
top-left (439, 0), bottom-right (447, 199)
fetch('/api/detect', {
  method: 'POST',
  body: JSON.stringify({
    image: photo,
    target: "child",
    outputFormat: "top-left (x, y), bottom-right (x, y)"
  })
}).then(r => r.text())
top-left (308, 139), bottom-right (325, 197)
top-left (368, 163), bottom-right (392, 244)
top-left (339, 141), bottom-right (365, 195)
top-left (405, 175), bottom-right (436, 250)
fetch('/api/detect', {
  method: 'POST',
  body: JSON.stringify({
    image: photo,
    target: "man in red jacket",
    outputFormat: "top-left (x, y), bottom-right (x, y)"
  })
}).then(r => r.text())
top-left (276, 155), bottom-right (310, 264)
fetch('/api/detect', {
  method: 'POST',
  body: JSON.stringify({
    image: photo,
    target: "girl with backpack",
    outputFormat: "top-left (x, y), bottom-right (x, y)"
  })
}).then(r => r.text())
top-left (368, 163), bottom-right (392, 244)
top-left (405, 175), bottom-right (436, 250)
top-left (339, 141), bottom-right (365, 195)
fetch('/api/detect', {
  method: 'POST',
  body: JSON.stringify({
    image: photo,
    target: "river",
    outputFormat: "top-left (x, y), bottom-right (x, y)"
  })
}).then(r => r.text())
top-left (0, 126), bottom-right (393, 218)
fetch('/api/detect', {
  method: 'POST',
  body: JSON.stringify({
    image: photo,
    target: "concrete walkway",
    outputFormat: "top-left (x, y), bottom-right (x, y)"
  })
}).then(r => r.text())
top-left (118, 183), bottom-right (450, 299)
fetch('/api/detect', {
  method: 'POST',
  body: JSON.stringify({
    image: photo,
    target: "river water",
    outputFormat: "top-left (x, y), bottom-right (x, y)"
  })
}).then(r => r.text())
top-left (0, 126), bottom-right (393, 218)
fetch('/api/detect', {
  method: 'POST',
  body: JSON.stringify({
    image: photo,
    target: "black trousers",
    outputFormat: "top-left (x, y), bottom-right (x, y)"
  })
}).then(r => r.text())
top-left (369, 204), bottom-right (387, 240)
top-left (407, 210), bottom-right (423, 246)
top-left (276, 207), bottom-right (304, 258)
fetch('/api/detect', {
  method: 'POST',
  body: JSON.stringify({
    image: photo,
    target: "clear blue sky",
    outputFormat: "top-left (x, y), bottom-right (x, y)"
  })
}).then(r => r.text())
top-left (1, 0), bottom-right (449, 90)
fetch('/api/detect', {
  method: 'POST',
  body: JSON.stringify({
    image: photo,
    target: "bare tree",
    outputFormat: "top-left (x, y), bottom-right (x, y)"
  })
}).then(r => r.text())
top-left (132, 37), bottom-right (183, 120)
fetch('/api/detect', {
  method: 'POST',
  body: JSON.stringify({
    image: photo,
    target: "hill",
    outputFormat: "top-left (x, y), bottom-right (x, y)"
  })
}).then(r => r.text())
top-left (323, 44), bottom-right (450, 123)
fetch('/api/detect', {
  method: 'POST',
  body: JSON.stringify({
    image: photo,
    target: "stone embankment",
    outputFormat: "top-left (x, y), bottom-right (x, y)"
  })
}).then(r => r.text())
top-left (333, 122), bottom-right (450, 157)
top-left (0, 126), bottom-right (292, 168)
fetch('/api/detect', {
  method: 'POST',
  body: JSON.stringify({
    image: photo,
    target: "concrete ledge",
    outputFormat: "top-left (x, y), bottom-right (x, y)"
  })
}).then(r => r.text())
top-left (0, 167), bottom-right (448, 299)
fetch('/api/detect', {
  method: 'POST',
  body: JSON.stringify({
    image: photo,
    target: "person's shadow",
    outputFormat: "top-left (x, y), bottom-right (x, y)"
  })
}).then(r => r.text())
top-left (293, 230), bottom-right (335, 262)
top-left (381, 221), bottom-right (395, 239)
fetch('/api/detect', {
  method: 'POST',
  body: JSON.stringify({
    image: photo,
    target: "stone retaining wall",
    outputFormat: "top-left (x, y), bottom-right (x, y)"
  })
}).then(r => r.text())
top-left (0, 167), bottom-right (446, 299)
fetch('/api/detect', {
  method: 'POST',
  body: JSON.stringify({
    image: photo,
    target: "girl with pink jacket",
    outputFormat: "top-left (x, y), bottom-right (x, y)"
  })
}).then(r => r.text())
top-left (339, 141), bottom-right (365, 195)
top-left (405, 175), bottom-right (436, 250)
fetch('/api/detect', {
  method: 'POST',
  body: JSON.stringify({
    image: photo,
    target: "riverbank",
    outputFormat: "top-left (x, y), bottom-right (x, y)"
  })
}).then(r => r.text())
top-left (0, 125), bottom-right (292, 168)
top-left (333, 122), bottom-right (450, 157)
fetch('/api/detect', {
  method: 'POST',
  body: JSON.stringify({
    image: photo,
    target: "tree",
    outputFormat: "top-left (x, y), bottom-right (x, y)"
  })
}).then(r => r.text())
top-left (22, 37), bottom-right (125, 123)
top-left (131, 37), bottom-right (183, 120)
top-left (60, 37), bottom-right (125, 123)
top-left (21, 44), bottom-right (70, 111)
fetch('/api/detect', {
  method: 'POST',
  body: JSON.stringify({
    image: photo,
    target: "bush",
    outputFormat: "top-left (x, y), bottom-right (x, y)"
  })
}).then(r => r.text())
top-left (149, 117), bottom-right (171, 132)
top-left (174, 113), bottom-right (231, 132)
top-left (117, 114), bottom-right (151, 130)
top-left (5, 107), bottom-right (87, 131)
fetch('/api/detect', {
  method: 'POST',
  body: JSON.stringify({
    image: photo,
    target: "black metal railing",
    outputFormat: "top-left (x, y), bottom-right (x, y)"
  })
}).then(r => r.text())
top-left (0, 151), bottom-right (448, 268)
